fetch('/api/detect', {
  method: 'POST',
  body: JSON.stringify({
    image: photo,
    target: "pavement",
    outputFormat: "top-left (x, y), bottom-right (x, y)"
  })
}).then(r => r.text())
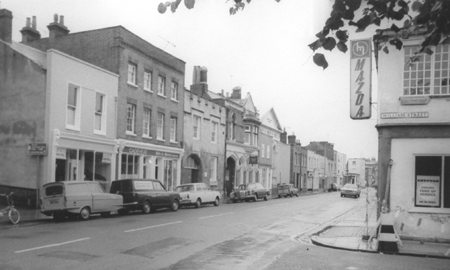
top-left (310, 190), bottom-right (450, 260)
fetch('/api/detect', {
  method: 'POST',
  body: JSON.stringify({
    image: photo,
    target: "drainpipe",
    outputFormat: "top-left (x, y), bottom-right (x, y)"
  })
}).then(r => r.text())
top-left (223, 106), bottom-right (229, 198)
top-left (382, 159), bottom-right (393, 213)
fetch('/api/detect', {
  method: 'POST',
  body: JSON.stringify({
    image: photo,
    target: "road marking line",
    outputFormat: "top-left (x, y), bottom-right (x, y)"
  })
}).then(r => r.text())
top-left (199, 212), bottom-right (233, 220)
top-left (124, 221), bottom-right (182, 233)
top-left (14, 237), bottom-right (91, 254)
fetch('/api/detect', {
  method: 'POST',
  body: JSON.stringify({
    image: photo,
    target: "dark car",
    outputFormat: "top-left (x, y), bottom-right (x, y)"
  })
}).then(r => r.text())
top-left (110, 179), bottom-right (180, 214)
top-left (277, 183), bottom-right (299, 198)
top-left (230, 183), bottom-right (270, 202)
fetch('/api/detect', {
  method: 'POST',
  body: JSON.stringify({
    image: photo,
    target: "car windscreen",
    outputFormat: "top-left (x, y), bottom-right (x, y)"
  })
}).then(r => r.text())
top-left (45, 185), bottom-right (63, 196)
top-left (343, 184), bottom-right (357, 189)
top-left (176, 185), bottom-right (194, 192)
top-left (133, 181), bottom-right (154, 191)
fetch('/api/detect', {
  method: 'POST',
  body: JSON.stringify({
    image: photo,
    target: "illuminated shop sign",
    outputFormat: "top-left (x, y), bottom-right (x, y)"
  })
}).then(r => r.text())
top-left (350, 39), bottom-right (372, 119)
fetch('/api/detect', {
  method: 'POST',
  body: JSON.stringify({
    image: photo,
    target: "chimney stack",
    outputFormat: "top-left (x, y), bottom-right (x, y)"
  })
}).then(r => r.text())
top-left (47, 13), bottom-right (69, 42)
top-left (280, 130), bottom-right (287, 144)
top-left (20, 15), bottom-right (41, 43)
top-left (0, 8), bottom-right (13, 43)
top-left (230, 86), bottom-right (241, 99)
top-left (190, 66), bottom-right (209, 98)
top-left (288, 134), bottom-right (297, 145)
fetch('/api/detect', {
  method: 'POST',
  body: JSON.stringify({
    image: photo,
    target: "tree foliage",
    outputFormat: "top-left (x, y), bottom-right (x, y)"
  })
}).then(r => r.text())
top-left (158, 0), bottom-right (450, 69)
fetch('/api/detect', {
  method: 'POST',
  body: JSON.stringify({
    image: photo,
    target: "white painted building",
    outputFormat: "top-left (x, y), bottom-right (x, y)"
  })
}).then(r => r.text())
top-left (375, 30), bottom-right (450, 240)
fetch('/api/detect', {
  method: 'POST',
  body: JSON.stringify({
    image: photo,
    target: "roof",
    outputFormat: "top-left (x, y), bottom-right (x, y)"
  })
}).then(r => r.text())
top-left (0, 40), bottom-right (47, 69)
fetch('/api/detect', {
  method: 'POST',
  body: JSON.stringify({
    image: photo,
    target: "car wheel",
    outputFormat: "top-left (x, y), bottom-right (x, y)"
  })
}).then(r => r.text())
top-left (195, 198), bottom-right (201, 208)
top-left (171, 200), bottom-right (179, 211)
top-left (278, 194), bottom-right (281, 198)
top-left (263, 195), bottom-right (268, 201)
top-left (356, 194), bottom-right (360, 198)
top-left (142, 201), bottom-right (151, 214)
top-left (290, 192), bottom-right (293, 198)
top-left (79, 207), bottom-right (90, 221)
top-left (214, 197), bottom-right (220, 206)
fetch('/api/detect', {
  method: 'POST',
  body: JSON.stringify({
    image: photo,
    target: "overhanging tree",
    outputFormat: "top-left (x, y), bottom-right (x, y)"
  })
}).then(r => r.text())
top-left (158, 0), bottom-right (450, 69)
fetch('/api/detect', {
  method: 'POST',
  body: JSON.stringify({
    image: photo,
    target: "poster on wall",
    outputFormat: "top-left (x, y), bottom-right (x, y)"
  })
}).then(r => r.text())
top-left (415, 175), bottom-right (440, 207)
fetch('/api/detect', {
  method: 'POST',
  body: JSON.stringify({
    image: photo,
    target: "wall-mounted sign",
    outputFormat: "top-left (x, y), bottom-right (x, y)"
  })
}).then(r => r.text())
top-left (416, 175), bottom-right (440, 207)
top-left (350, 39), bottom-right (372, 119)
top-left (28, 143), bottom-right (47, 156)
top-left (56, 147), bottom-right (66, 159)
top-left (123, 147), bottom-right (179, 159)
top-left (380, 111), bottom-right (429, 119)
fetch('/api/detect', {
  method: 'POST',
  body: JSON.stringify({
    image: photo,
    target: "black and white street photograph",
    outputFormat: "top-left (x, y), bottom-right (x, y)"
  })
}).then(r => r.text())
top-left (0, 0), bottom-right (449, 269)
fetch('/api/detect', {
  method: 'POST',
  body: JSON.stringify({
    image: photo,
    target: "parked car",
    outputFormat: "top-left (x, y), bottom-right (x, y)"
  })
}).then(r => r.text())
top-left (230, 183), bottom-right (270, 202)
top-left (175, 183), bottom-right (221, 208)
top-left (40, 181), bottom-right (123, 221)
top-left (277, 183), bottom-right (299, 198)
top-left (110, 179), bottom-right (180, 214)
top-left (340, 183), bottom-right (361, 198)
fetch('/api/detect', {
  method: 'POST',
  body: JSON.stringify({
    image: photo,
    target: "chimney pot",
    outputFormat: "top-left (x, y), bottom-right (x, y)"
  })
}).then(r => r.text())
top-left (53, 14), bottom-right (58, 23)
top-left (32, 16), bottom-right (36, 29)
top-left (26, 17), bottom-right (31, 27)
top-left (59, 15), bottom-right (64, 25)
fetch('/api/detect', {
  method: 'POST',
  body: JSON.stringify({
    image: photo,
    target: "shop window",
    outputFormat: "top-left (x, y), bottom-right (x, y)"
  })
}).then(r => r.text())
top-left (121, 153), bottom-right (140, 178)
top-left (415, 156), bottom-right (450, 208)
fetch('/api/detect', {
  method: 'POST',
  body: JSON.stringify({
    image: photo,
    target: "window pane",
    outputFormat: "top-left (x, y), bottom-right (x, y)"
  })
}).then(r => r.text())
top-left (68, 84), bottom-right (77, 106)
top-left (415, 156), bottom-right (442, 208)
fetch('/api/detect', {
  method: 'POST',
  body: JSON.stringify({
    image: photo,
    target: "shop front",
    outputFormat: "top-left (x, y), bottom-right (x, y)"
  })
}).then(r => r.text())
top-left (117, 140), bottom-right (183, 191)
top-left (48, 130), bottom-right (117, 191)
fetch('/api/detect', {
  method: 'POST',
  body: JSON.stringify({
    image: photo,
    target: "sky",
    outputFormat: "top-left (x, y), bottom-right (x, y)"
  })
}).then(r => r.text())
top-left (2, 0), bottom-right (379, 159)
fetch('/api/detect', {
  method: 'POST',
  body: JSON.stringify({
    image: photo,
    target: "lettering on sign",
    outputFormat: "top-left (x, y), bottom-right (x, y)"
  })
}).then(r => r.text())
top-left (415, 175), bottom-right (440, 207)
top-left (380, 112), bottom-right (429, 119)
top-left (350, 39), bottom-right (372, 119)
top-left (123, 147), bottom-right (179, 159)
top-left (28, 143), bottom-right (48, 156)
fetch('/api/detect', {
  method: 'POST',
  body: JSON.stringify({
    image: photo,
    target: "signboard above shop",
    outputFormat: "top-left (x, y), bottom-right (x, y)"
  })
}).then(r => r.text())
top-left (28, 143), bottom-right (47, 156)
top-left (350, 39), bottom-right (372, 120)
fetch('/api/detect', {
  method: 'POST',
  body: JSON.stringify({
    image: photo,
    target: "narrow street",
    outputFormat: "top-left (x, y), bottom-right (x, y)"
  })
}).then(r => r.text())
top-left (0, 192), bottom-right (448, 270)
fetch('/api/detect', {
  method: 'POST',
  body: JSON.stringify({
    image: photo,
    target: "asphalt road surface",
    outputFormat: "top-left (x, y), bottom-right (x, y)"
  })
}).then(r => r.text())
top-left (0, 192), bottom-right (448, 270)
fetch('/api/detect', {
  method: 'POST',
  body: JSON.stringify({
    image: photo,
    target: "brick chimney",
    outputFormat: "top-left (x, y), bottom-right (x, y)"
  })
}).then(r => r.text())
top-left (47, 14), bottom-right (69, 42)
top-left (190, 66), bottom-right (209, 97)
top-left (230, 86), bottom-right (241, 99)
top-left (20, 16), bottom-right (41, 43)
top-left (288, 134), bottom-right (296, 145)
top-left (0, 8), bottom-right (12, 43)
top-left (280, 130), bottom-right (287, 144)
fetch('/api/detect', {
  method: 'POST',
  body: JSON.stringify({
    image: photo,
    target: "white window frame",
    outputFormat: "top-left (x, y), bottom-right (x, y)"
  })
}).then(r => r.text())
top-left (158, 75), bottom-right (166, 97)
top-left (157, 112), bottom-right (165, 141)
top-left (94, 92), bottom-right (106, 135)
top-left (127, 62), bottom-right (137, 86)
top-left (126, 103), bottom-right (136, 135)
top-left (143, 107), bottom-right (152, 138)
top-left (211, 121), bottom-right (218, 143)
top-left (193, 115), bottom-right (201, 140)
top-left (66, 83), bottom-right (81, 130)
top-left (403, 44), bottom-right (450, 96)
top-left (144, 70), bottom-right (153, 92)
top-left (170, 116), bottom-right (177, 142)
top-left (170, 81), bottom-right (179, 101)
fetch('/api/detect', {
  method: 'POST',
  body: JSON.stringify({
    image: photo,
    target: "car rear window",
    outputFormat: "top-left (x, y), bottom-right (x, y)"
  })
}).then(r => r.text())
top-left (176, 185), bottom-right (194, 192)
top-left (45, 185), bottom-right (63, 196)
top-left (134, 181), bottom-right (154, 191)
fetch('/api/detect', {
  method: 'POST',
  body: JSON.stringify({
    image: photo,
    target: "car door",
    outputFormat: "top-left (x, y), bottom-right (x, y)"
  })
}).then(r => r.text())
top-left (152, 181), bottom-right (168, 206)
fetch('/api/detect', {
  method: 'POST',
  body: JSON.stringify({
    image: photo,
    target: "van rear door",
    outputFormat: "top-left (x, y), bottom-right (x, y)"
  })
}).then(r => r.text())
top-left (41, 183), bottom-right (66, 211)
